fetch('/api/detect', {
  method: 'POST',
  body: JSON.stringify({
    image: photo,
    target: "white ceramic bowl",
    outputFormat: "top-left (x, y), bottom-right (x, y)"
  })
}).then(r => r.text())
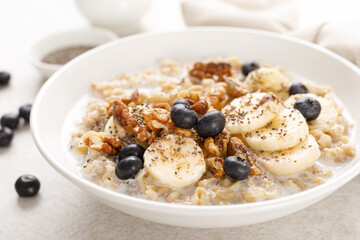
top-left (31, 28), bottom-right (360, 228)
top-left (75, 0), bottom-right (153, 36)
top-left (28, 27), bottom-right (118, 78)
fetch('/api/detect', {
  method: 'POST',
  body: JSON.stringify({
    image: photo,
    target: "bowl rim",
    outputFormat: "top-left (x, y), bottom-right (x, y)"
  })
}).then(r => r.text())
top-left (31, 27), bottom-right (360, 211)
top-left (27, 26), bottom-right (118, 71)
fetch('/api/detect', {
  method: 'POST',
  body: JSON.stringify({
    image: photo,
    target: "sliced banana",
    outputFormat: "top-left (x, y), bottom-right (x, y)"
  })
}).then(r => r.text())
top-left (285, 93), bottom-right (338, 130)
top-left (258, 135), bottom-right (320, 176)
top-left (104, 116), bottom-right (126, 138)
top-left (244, 67), bottom-right (290, 100)
top-left (242, 108), bottom-right (309, 151)
top-left (222, 92), bottom-right (284, 134)
top-left (144, 134), bottom-right (206, 189)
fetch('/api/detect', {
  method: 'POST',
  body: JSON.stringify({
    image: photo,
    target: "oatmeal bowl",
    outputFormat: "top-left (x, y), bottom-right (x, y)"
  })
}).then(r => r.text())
top-left (31, 28), bottom-right (360, 228)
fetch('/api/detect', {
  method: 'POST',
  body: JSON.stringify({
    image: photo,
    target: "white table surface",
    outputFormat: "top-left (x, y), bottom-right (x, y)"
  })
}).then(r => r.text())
top-left (1, 0), bottom-right (360, 239)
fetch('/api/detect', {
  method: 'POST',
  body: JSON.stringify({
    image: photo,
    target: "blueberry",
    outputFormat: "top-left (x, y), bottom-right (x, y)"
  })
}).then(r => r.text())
top-left (0, 127), bottom-right (13, 147)
top-left (241, 62), bottom-right (260, 76)
top-left (119, 144), bottom-right (145, 162)
top-left (173, 99), bottom-right (190, 108)
top-left (171, 104), bottom-right (198, 129)
top-left (19, 104), bottom-right (32, 123)
top-left (294, 96), bottom-right (321, 121)
top-left (15, 175), bottom-right (40, 197)
top-left (0, 71), bottom-right (10, 86)
top-left (223, 156), bottom-right (250, 181)
top-left (196, 110), bottom-right (225, 138)
top-left (289, 83), bottom-right (309, 95)
top-left (0, 114), bottom-right (19, 130)
top-left (115, 156), bottom-right (142, 180)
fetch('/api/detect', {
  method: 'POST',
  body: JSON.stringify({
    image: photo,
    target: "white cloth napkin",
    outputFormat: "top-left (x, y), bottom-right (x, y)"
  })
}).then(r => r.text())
top-left (181, 0), bottom-right (360, 67)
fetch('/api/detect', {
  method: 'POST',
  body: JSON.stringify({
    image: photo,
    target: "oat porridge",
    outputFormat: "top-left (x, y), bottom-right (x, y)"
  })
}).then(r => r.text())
top-left (69, 56), bottom-right (356, 205)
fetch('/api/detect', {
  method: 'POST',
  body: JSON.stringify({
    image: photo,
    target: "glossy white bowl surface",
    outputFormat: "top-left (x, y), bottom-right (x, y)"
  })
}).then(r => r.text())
top-left (75, 0), bottom-right (153, 36)
top-left (31, 28), bottom-right (360, 228)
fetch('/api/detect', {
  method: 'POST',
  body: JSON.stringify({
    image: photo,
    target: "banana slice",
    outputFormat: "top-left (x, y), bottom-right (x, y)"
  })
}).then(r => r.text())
top-left (242, 108), bottom-right (309, 151)
top-left (144, 134), bottom-right (206, 189)
top-left (258, 135), bottom-right (320, 176)
top-left (222, 92), bottom-right (284, 134)
top-left (285, 93), bottom-right (339, 130)
top-left (104, 116), bottom-right (126, 138)
top-left (244, 67), bottom-right (290, 100)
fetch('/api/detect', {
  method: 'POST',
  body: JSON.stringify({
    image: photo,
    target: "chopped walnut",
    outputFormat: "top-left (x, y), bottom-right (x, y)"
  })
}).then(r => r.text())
top-left (206, 157), bottom-right (225, 178)
top-left (122, 89), bottom-right (139, 105)
top-left (207, 84), bottom-right (229, 109)
top-left (204, 137), bottom-right (220, 156)
top-left (153, 102), bottom-right (171, 112)
top-left (204, 132), bottom-right (231, 157)
top-left (81, 131), bottom-right (123, 156)
top-left (259, 92), bottom-right (284, 107)
top-left (164, 120), bottom-right (193, 138)
top-left (190, 100), bottom-right (209, 114)
top-left (113, 100), bottom-right (138, 132)
top-left (227, 137), bottom-right (262, 176)
top-left (143, 108), bottom-right (169, 131)
top-left (189, 62), bottom-right (232, 82)
top-left (133, 125), bottom-right (158, 144)
top-left (225, 78), bottom-right (248, 98)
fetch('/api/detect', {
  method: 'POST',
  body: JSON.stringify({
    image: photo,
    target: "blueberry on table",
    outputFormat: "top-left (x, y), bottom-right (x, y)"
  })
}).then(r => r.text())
top-left (0, 71), bottom-right (10, 86)
top-left (0, 127), bottom-right (13, 147)
top-left (173, 99), bottom-right (191, 108)
top-left (241, 62), bottom-right (260, 76)
top-left (0, 114), bottom-right (19, 130)
top-left (294, 96), bottom-right (321, 121)
top-left (223, 156), bottom-right (250, 181)
top-left (170, 104), bottom-right (198, 129)
top-left (115, 156), bottom-right (142, 180)
top-left (119, 144), bottom-right (146, 162)
top-left (196, 110), bottom-right (225, 138)
top-left (19, 104), bottom-right (32, 123)
top-left (15, 175), bottom-right (40, 197)
top-left (289, 83), bottom-right (309, 95)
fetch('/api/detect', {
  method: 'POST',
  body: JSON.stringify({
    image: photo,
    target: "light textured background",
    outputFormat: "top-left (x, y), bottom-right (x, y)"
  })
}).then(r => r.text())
top-left (0, 0), bottom-right (360, 239)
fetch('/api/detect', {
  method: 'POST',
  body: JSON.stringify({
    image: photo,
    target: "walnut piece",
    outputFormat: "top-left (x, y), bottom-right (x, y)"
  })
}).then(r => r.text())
top-left (81, 131), bottom-right (123, 156)
top-left (133, 125), bottom-right (158, 144)
top-left (204, 131), bottom-right (231, 157)
top-left (190, 100), bottom-right (209, 114)
top-left (225, 78), bottom-right (248, 98)
top-left (206, 157), bottom-right (225, 178)
top-left (143, 108), bottom-right (169, 131)
top-left (207, 84), bottom-right (229, 110)
top-left (113, 100), bottom-right (137, 132)
top-left (153, 103), bottom-right (171, 112)
top-left (189, 62), bottom-right (232, 82)
top-left (122, 89), bottom-right (139, 105)
top-left (227, 137), bottom-right (262, 176)
top-left (259, 92), bottom-right (283, 106)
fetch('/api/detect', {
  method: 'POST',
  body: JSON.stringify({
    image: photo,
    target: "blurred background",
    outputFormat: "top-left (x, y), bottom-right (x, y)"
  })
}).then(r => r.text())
top-left (1, 0), bottom-right (360, 112)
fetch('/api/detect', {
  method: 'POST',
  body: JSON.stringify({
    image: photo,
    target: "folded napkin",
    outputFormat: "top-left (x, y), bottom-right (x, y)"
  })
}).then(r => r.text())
top-left (181, 0), bottom-right (360, 67)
